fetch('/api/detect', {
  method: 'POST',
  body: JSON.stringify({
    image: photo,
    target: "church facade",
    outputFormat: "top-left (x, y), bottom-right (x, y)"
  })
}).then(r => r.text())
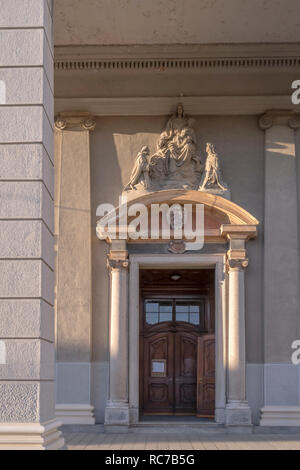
top-left (1, 0), bottom-right (300, 449)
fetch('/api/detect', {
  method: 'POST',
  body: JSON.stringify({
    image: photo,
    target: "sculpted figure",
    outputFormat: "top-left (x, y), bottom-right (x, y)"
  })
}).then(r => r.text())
top-left (170, 127), bottom-right (199, 168)
top-left (199, 143), bottom-right (227, 191)
top-left (124, 146), bottom-right (150, 191)
top-left (149, 135), bottom-right (170, 178)
top-left (165, 103), bottom-right (190, 139)
top-left (124, 104), bottom-right (205, 193)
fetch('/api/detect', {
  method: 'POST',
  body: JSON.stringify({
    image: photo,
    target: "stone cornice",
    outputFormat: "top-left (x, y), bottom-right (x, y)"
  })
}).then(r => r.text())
top-left (54, 112), bottom-right (96, 131)
top-left (221, 224), bottom-right (257, 241)
top-left (259, 110), bottom-right (300, 130)
top-left (55, 57), bottom-right (300, 72)
top-left (55, 44), bottom-right (300, 73)
top-left (55, 96), bottom-right (298, 117)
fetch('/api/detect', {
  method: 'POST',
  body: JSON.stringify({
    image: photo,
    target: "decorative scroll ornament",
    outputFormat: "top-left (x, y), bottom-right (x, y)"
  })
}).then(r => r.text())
top-left (82, 118), bottom-right (97, 131)
top-left (288, 116), bottom-right (300, 129)
top-left (106, 250), bottom-right (129, 271)
top-left (107, 257), bottom-right (129, 271)
top-left (123, 104), bottom-right (230, 199)
top-left (228, 258), bottom-right (249, 270)
top-left (258, 115), bottom-right (273, 130)
top-left (259, 112), bottom-right (300, 130)
top-left (55, 117), bottom-right (67, 130)
top-left (54, 113), bottom-right (96, 131)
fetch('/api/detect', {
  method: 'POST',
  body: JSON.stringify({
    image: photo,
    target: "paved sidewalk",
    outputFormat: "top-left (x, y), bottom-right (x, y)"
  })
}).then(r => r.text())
top-left (63, 431), bottom-right (300, 450)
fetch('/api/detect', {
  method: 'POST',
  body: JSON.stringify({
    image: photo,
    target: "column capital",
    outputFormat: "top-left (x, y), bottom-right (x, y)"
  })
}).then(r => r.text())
top-left (259, 110), bottom-right (300, 130)
top-left (107, 250), bottom-right (129, 271)
top-left (55, 112), bottom-right (96, 131)
top-left (227, 243), bottom-right (249, 270)
top-left (227, 257), bottom-right (249, 271)
top-left (221, 225), bottom-right (254, 271)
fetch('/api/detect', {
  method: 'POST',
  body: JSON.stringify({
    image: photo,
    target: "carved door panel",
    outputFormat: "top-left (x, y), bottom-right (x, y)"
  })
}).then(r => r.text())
top-left (197, 334), bottom-right (215, 417)
top-left (142, 332), bottom-right (174, 414)
top-left (140, 273), bottom-right (215, 416)
top-left (174, 332), bottom-right (198, 414)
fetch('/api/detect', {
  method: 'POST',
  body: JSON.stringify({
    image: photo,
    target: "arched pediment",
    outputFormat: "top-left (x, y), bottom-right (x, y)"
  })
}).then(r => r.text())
top-left (96, 189), bottom-right (258, 244)
top-left (125, 190), bottom-right (258, 226)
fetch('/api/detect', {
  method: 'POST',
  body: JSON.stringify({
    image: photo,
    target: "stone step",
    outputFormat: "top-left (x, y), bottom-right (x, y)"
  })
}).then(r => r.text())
top-left (129, 422), bottom-right (228, 434)
top-left (62, 423), bottom-right (300, 436)
top-left (254, 425), bottom-right (300, 434)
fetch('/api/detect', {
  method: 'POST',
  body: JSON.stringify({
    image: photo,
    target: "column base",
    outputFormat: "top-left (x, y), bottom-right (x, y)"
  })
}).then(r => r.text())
top-left (129, 406), bottom-right (139, 424)
top-left (56, 404), bottom-right (95, 425)
top-left (260, 406), bottom-right (300, 426)
top-left (225, 401), bottom-right (252, 426)
top-left (215, 407), bottom-right (226, 424)
top-left (104, 400), bottom-right (130, 432)
top-left (0, 419), bottom-right (65, 450)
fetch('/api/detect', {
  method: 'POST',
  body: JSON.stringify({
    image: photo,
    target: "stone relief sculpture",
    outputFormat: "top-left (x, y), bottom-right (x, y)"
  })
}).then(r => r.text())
top-left (124, 146), bottom-right (151, 191)
top-left (123, 104), bottom-right (230, 199)
top-left (199, 143), bottom-right (230, 198)
top-left (164, 102), bottom-right (191, 138)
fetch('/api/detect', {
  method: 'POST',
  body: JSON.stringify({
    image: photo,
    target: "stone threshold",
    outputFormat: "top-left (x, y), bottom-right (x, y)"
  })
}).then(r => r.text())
top-left (61, 423), bottom-right (300, 436)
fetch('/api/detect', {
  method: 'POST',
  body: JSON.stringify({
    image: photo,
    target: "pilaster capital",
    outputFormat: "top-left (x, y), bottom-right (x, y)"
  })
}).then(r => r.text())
top-left (227, 257), bottom-right (249, 271)
top-left (259, 111), bottom-right (300, 130)
top-left (221, 225), bottom-right (256, 269)
top-left (55, 112), bottom-right (96, 131)
top-left (107, 250), bottom-right (129, 271)
top-left (227, 240), bottom-right (249, 270)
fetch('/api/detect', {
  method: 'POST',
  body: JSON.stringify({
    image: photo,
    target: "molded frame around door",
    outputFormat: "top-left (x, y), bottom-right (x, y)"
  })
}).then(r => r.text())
top-left (129, 253), bottom-right (227, 424)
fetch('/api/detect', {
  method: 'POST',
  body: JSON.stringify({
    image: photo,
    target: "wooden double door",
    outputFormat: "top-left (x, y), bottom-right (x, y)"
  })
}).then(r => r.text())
top-left (140, 270), bottom-right (215, 417)
top-left (142, 327), bottom-right (215, 416)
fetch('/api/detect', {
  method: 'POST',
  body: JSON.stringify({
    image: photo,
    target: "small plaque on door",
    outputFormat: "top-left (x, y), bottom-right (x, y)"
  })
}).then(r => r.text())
top-left (151, 359), bottom-right (166, 377)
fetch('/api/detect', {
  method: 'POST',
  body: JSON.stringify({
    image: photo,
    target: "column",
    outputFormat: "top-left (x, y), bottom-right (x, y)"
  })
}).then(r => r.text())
top-left (221, 226), bottom-right (256, 426)
top-left (226, 258), bottom-right (252, 425)
top-left (214, 261), bottom-right (227, 424)
top-left (105, 247), bottom-right (130, 430)
top-left (259, 111), bottom-right (300, 425)
top-left (0, 1), bottom-right (64, 449)
top-left (54, 113), bottom-right (96, 425)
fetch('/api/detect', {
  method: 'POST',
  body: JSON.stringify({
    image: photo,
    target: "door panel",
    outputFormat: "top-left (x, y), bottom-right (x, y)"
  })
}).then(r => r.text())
top-left (143, 332), bottom-right (174, 414)
top-left (197, 334), bottom-right (215, 417)
top-left (140, 274), bottom-right (215, 416)
top-left (174, 332), bottom-right (198, 414)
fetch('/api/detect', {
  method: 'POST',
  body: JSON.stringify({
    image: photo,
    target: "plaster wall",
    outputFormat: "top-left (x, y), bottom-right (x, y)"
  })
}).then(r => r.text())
top-left (54, 0), bottom-right (300, 46)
